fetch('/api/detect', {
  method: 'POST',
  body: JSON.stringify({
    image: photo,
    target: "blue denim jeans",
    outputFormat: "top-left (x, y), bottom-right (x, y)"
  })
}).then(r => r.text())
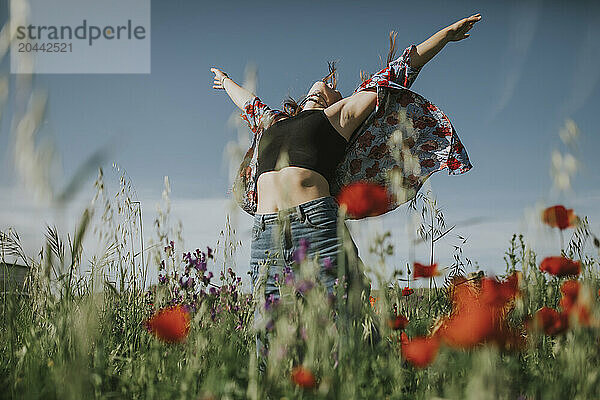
top-left (249, 196), bottom-right (363, 364)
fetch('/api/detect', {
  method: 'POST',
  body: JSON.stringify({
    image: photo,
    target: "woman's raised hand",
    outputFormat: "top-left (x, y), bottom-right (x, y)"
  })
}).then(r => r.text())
top-left (211, 67), bottom-right (228, 90)
top-left (446, 13), bottom-right (482, 42)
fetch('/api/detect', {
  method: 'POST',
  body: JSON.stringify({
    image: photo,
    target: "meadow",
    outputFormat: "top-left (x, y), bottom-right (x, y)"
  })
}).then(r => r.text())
top-left (2, 17), bottom-right (600, 399)
top-left (1, 165), bottom-right (600, 399)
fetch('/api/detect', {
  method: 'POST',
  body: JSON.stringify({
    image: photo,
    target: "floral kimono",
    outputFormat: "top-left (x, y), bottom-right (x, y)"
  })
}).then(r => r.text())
top-left (233, 44), bottom-right (472, 219)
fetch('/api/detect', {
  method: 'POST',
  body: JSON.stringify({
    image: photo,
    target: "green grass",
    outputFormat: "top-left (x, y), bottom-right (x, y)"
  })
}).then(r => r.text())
top-left (2, 200), bottom-right (600, 400)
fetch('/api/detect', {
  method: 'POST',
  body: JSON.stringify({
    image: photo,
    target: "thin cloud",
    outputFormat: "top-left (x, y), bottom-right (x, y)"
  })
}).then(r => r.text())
top-left (560, 17), bottom-right (600, 116)
top-left (487, 0), bottom-right (542, 122)
top-left (2, 185), bottom-right (598, 289)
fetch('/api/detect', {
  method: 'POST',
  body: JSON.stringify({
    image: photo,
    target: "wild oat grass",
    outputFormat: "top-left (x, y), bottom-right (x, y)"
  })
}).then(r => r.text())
top-left (2, 11), bottom-right (600, 399)
top-left (2, 176), bottom-right (600, 399)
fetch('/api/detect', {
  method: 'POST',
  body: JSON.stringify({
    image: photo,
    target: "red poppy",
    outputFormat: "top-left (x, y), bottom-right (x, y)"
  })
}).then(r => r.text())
top-left (479, 273), bottom-right (521, 307)
top-left (539, 257), bottom-right (581, 277)
top-left (145, 305), bottom-right (190, 343)
top-left (388, 314), bottom-right (409, 330)
top-left (542, 205), bottom-right (578, 230)
top-left (291, 366), bottom-right (316, 388)
top-left (572, 304), bottom-right (592, 326)
top-left (559, 280), bottom-right (580, 312)
top-left (413, 262), bottom-right (439, 279)
top-left (558, 280), bottom-right (592, 326)
top-left (438, 302), bottom-right (498, 348)
top-left (402, 287), bottom-right (414, 296)
top-left (439, 274), bottom-right (521, 349)
top-left (400, 331), bottom-right (409, 346)
top-left (401, 335), bottom-right (440, 368)
top-left (336, 181), bottom-right (392, 218)
top-left (489, 323), bottom-right (526, 352)
top-left (534, 307), bottom-right (569, 335)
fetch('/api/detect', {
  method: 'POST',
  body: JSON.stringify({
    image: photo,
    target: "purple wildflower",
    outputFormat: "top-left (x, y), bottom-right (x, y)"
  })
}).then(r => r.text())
top-left (283, 266), bottom-right (295, 285)
top-left (295, 280), bottom-right (315, 295)
top-left (293, 238), bottom-right (311, 264)
top-left (265, 294), bottom-right (280, 311)
top-left (265, 319), bottom-right (275, 332)
top-left (202, 271), bottom-right (213, 285)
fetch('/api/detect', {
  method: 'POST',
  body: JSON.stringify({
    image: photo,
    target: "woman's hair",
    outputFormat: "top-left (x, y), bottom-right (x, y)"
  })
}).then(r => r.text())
top-left (282, 60), bottom-right (338, 117)
top-left (360, 30), bottom-right (398, 85)
top-left (280, 31), bottom-right (399, 118)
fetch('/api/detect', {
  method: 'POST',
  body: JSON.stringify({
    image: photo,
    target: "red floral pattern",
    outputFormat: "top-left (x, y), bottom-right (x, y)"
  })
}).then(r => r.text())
top-left (350, 159), bottom-right (363, 175)
top-left (233, 44), bottom-right (472, 218)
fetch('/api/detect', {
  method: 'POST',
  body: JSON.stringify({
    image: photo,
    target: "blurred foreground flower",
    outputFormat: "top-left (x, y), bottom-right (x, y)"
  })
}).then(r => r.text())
top-left (402, 286), bottom-right (414, 296)
top-left (559, 280), bottom-right (592, 326)
top-left (400, 332), bottom-right (440, 368)
top-left (542, 205), bottom-right (578, 230)
top-left (436, 273), bottom-right (521, 349)
top-left (413, 262), bottom-right (439, 279)
top-left (293, 238), bottom-right (310, 264)
top-left (559, 280), bottom-right (580, 312)
top-left (145, 305), bottom-right (190, 343)
top-left (291, 366), bottom-right (316, 389)
top-left (550, 150), bottom-right (577, 192)
top-left (534, 307), bottom-right (569, 336)
top-left (388, 314), bottom-right (409, 330)
top-left (539, 256), bottom-right (581, 277)
top-left (336, 181), bottom-right (392, 218)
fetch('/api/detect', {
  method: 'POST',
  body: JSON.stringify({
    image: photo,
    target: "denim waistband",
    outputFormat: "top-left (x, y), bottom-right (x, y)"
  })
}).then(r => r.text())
top-left (254, 196), bottom-right (338, 225)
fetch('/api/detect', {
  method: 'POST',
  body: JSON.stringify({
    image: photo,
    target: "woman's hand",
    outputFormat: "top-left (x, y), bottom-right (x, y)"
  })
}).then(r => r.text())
top-left (211, 67), bottom-right (229, 90)
top-left (445, 14), bottom-right (482, 42)
top-left (210, 67), bottom-right (257, 110)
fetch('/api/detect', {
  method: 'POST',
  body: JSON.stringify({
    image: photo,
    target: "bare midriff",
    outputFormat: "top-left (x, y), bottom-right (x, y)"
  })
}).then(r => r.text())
top-left (256, 166), bottom-right (331, 213)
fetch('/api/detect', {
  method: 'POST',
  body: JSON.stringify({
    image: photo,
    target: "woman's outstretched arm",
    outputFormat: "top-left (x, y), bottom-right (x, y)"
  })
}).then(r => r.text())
top-left (411, 13), bottom-right (482, 69)
top-left (211, 67), bottom-right (256, 110)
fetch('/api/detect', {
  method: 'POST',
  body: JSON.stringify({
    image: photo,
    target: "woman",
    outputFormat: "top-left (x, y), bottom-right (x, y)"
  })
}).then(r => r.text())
top-left (211, 14), bottom-right (480, 355)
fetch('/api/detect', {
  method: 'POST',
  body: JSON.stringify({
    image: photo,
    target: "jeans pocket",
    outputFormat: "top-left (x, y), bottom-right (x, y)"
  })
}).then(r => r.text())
top-left (304, 209), bottom-right (338, 230)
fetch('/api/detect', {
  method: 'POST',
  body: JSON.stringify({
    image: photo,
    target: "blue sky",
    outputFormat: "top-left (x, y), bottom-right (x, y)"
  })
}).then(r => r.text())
top-left (1, 0), bottom-right (599, 285)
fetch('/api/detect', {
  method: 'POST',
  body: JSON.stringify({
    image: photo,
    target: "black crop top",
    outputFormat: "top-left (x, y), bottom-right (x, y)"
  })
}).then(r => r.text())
top-left (256, 109), bottom-right (348, 184)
